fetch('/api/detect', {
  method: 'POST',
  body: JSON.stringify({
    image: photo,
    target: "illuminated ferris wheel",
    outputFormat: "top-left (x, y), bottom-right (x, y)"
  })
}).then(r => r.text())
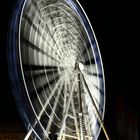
top-left (8, 0), bottom-right (109, 139)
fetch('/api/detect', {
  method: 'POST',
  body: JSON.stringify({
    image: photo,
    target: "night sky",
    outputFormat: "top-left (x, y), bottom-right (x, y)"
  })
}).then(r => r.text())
top-left (0, 0), bottom-right (139, 139)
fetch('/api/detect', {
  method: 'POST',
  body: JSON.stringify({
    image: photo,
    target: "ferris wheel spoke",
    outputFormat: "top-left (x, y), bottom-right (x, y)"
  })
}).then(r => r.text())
top-left (84, 58), bottom-right (95, 66)
top-left (83, 83), bottom-right (103, 113)
top-left (36, 75), bottom-right (64, 120)
top-left (20, 36), bottom-right (46, 55)
top-left (23, 64), bottom-right (59, 71)
top-left (21, 37), bottom-right (61, 63)
top-left (58, 81), bottom-right (77, 139)
top-left (85, 71), bottom-right (103, 79)
top-left (24, 69), bottom-right (58, 81)
top-left (22, 13), bottom-right (48, 43)
top-left (46, 80), bottom-right (64, 132)
top-left (82, 70), bottom-right (104, 96)
top-left (30, 75), bottom-right (60, 98)
top-left (22, 15), bottom-right (66, 63)
top-left (25, 77), bottom-right (64, 140)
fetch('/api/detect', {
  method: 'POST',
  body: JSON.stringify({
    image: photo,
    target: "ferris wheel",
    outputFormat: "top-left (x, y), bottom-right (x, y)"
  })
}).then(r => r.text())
top-left (8, 0), bottom-right (109, 139)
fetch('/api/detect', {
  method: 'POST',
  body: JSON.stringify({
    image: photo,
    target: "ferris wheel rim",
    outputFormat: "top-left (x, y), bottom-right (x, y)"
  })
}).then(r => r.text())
top-left (8, 0), bottom-right (106, 139)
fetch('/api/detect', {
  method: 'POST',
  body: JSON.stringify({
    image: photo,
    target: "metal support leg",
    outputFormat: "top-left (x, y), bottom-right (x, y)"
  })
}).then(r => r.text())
top-left (58, 81), bottom-right (77, 139)
top-left (78, 73), bottom-right (84, 140)
top-left (80, 72), bottom-right (110, 140)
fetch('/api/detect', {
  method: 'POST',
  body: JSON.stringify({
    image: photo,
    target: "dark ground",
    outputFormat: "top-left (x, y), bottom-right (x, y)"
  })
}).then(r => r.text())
top-left (0, 0), bottom-right (139, 139)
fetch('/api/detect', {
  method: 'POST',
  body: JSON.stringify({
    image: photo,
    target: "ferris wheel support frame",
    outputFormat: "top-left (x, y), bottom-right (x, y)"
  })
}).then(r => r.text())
top-left (24, 65), bottom-right (110, 140)
top-left (24, 76), bottom-right (64, 140)
top-left (79, 69), bottom-right (110, 140)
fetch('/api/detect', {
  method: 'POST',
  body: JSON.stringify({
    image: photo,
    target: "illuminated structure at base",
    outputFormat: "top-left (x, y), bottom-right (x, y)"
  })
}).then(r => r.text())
top-left (8, 0), bottom-right (109, 139)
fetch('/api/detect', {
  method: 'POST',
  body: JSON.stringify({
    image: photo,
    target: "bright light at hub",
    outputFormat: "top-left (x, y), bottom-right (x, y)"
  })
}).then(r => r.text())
top-left (79, 62), bottom-right (84, 71)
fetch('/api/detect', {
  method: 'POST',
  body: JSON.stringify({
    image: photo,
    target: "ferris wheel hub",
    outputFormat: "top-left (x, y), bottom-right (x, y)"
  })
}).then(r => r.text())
top-left (79, 62), bottom-right (85, 71)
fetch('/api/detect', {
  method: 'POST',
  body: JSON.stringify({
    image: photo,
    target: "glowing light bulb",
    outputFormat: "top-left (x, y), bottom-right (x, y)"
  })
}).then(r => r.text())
top-left (79, 62), bottom-right (84, 71)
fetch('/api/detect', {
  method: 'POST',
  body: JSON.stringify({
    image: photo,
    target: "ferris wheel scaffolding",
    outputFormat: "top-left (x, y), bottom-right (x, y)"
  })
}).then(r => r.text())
top-left (24, 63), bottom-right (110, 140)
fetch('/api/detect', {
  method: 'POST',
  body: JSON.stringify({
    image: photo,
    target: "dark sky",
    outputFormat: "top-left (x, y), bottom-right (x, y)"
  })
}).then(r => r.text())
top-left (0, 0), bottom-right (27, 133)
top-left (0, 0), bottom-right (20, 119)
top-left (0, 0), bottom-right (139, 139)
